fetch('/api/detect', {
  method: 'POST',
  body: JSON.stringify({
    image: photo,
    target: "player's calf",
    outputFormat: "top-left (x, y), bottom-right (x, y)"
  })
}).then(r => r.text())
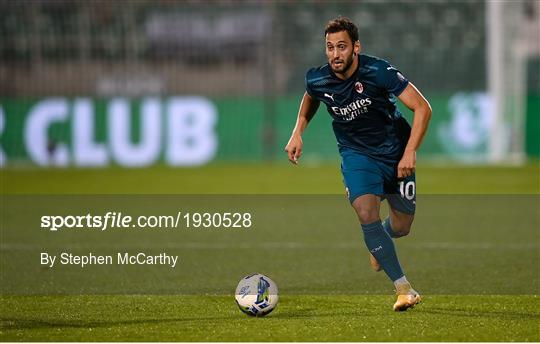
top-left (385, 212), bottom-right (414, 238)
top-left (390, 224), bottom-right (411, 237)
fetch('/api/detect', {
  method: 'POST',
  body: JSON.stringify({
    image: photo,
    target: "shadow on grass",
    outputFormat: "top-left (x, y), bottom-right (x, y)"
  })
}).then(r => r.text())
top-left (1, 308), bottom-right (381, 331)
top-left (0, 315), bottom-right (237, 331)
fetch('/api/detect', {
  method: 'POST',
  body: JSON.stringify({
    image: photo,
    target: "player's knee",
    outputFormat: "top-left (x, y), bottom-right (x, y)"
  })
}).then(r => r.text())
top-left (355, 207), bottom-right (379, 224)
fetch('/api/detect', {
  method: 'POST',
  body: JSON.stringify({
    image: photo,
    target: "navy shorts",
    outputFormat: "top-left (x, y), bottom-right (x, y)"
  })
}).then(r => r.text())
top-left (340, 148), bottom-right (416, 215)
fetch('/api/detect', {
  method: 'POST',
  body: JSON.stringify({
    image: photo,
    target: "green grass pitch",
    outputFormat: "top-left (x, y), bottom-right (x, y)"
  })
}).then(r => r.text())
top-left (2, 295), bottom-right (538, 341)
top-left (1, 162), bottom-right (539, 341)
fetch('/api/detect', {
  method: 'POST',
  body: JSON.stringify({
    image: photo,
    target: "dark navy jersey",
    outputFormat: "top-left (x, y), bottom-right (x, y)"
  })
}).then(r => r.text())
top-left (305, 54), bottom-right (411, 163)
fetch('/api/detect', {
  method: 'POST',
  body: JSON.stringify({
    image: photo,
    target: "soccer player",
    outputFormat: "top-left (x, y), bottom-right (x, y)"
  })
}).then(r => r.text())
top-left (285, 17), bottom-right (432, 311)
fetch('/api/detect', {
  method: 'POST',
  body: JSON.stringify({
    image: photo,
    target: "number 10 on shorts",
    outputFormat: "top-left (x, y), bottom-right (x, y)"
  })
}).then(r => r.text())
top-left (399, 181), bottom-right (415, 200)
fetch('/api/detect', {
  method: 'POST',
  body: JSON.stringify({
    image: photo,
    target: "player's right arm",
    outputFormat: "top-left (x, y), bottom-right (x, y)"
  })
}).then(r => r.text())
top-left (285, 92), bottom-right (320, 165)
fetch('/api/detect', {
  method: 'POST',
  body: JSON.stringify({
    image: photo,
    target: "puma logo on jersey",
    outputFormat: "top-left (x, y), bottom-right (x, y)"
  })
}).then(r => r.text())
top-left (324, 93), bottom-right (334, 101)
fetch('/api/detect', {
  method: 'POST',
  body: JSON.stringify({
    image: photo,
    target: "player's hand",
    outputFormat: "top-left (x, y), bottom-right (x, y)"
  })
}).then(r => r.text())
top-left (284, 134), bottom-right (303, 165)
top-left (397, 149), bottom-right (416, 179)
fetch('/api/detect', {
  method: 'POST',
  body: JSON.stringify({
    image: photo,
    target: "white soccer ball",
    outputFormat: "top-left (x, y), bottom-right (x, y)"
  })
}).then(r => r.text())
top-left (235, 273), bottom-right (278, 317)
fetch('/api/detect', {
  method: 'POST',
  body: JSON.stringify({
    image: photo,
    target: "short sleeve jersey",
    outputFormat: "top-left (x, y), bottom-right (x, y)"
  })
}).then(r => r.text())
top-left (305, 54), bottom-right (409, 163)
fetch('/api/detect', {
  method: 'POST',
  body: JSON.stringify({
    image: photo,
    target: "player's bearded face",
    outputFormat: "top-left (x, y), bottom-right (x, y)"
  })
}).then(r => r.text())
top-left (330, 50), bottom-right (354, 74)
top-left (326, 32), bottom-right (356, 74)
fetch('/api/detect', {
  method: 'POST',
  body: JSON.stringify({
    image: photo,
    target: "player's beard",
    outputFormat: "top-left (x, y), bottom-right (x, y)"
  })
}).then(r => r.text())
top-left (331, 52), bottom-right (355, 75)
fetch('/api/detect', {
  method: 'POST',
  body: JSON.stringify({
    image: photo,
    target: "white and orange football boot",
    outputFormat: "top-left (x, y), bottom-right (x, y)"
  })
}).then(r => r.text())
top-left (393, 282), bottom-right (421, 311)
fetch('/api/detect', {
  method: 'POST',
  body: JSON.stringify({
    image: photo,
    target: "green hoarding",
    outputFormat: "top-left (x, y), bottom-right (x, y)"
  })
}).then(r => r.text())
top-left (0, 94), bottom-right (538, 167)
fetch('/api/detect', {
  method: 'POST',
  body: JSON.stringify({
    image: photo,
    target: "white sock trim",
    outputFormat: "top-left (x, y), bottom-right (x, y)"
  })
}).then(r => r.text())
top-left (393, 276), bottom-right (409, 289)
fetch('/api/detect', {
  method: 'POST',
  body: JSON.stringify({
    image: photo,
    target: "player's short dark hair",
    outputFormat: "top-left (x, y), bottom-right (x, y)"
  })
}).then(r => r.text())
top-left (324, 16), bottom-right (359, 43)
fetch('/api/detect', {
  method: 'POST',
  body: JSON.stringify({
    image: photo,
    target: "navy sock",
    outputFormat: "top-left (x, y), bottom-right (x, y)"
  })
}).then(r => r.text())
top-left (383, 217), bottom-right (399, 238)
top-left (361, 220), bottom-right (404, 282)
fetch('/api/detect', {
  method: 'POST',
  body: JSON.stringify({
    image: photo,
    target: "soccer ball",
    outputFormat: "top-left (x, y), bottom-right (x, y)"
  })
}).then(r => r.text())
top-left (235, 273), bottom-right (278, 317)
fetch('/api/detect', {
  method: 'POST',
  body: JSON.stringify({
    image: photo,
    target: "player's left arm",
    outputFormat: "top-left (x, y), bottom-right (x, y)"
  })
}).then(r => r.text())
top-left (397, 83), bottom-right (432, 179)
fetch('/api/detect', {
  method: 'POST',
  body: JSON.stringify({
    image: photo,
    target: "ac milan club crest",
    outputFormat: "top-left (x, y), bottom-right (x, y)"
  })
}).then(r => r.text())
top-left (355, 82), bottom-right (364, 94)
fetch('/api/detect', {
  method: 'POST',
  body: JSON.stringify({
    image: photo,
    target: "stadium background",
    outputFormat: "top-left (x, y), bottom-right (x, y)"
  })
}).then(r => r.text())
top-left (1, 1), bottom-right (539, 342)
top-left (1, 0), bottom-right (539, 167)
